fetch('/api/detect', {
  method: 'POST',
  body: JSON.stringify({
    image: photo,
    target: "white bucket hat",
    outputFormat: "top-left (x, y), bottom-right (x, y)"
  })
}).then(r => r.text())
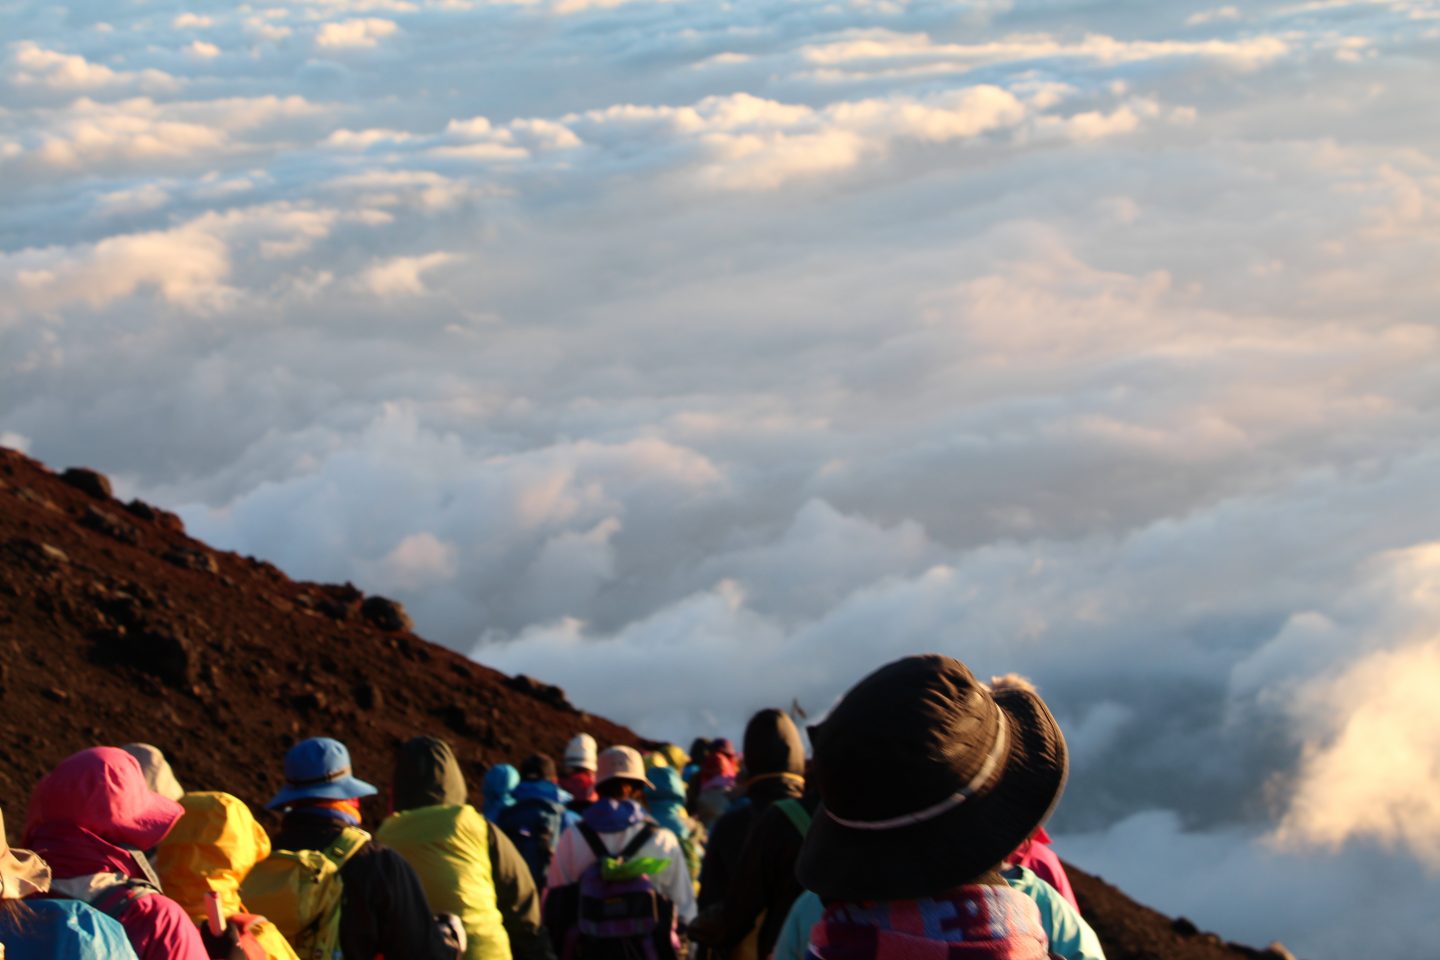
top-left (596, 746), bottom-right (654, 789)
top-left (564, 733), bottom-right (598, 773)
top-left (1, 806), bottom-right (51, 900)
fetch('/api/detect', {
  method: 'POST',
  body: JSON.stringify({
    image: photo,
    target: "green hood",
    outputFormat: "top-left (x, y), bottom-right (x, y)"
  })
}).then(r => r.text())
top-left (393, 736), bottom-right (468, 811)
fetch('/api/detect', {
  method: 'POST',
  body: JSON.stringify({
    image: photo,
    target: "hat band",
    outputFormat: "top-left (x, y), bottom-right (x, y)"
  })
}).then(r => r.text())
top-left (287, 766), bottom-right (353, 788)
top-left (825, 714), bottom-right (1009, 832)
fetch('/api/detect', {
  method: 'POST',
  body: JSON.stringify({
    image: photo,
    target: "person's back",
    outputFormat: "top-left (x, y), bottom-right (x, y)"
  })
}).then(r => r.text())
top-left (0, 898), bottom-right (141, 960)
top-left (3, 804), bottom-right (139, 960)
top-left (696, 711), bottom-right (805, 914)
top-left (153, 791), bottom-right (299, 960)
top-left (376, 737), bottom-right (512, 960)
top-left (21, 748), bottom-right (207, 960)
top-left (702, 791), bottom-right (814, 960)
top-left (796, 657), bottom-right (1068, 960)
top-left (496, 753), bottom-right (576, 893)
top-left (241, 737), bottom-right (454, 960)
top-left (544, 749), bottom-right (696, 960)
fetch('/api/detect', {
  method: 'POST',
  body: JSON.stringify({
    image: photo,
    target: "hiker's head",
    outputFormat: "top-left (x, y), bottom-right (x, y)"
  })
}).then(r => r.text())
top-left (392, 736), bottom-right (466, 812)
top-left (595, 746), bottom-right (654, 801)
top-left (265, 737), bottom-right (377, 813)
top-left (520, 752), bottom-right (558, 783)
top-left (564, 733), bottom-right (598, 775)
top-left (120, 743), bottom-right (186, 801)
top-left (742, 709), bottom-right (804, 782)
top-left (0, 806), bottom-right (50, 901)
top-left (795, 654), bottom-right (1068, 902)
top-left (25, 747), bottom-right (185, 850)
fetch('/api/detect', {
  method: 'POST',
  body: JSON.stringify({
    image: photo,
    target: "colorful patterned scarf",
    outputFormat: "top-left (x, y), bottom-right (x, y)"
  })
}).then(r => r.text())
top-left (808, 885), bottom-right (1049, 960)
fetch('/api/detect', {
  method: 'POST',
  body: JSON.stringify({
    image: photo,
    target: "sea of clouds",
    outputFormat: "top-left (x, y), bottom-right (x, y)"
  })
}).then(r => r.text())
top-left (4, 0), bottom-right (1440, 954)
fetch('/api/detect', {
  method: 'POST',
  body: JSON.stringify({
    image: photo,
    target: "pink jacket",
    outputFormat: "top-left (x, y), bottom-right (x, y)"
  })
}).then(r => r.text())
top-left (24, 747), bottom-right (208, 960)
top-left (1007, 829), bottom-right (1079, 913)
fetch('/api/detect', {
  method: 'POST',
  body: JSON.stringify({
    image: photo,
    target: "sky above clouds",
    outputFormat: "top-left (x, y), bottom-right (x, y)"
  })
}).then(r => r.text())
top-left (4, 0), bottom-right (1440, 954)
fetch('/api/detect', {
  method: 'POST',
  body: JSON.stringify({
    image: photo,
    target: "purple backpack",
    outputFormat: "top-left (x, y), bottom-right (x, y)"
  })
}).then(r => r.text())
top-left (545, 823), bottom-right (680, 960)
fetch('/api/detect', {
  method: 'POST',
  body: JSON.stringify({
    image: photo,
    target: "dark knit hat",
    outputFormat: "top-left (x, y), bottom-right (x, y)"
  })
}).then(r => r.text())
top-left (796, 654), bottom-right (1067, 901)
top-left (519, 752), bottom-right (558, 782)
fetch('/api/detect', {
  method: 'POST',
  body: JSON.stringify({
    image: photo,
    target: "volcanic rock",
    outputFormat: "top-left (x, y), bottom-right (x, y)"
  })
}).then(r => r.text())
top-left (360, 595), bottom-right (412, 632)
top-left (60, 467), bottom-right (112, 500)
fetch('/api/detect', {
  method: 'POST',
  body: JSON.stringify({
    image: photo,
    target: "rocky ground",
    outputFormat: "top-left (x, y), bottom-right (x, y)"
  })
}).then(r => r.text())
top-left (0, 446), bottom-right (1296, 959)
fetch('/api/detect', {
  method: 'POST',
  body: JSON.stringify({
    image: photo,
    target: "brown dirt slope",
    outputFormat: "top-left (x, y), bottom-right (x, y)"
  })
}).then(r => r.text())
top-left (0, 446), bottom-right (636, 824)
top-left (0, 446), bottom-right (1295, 960)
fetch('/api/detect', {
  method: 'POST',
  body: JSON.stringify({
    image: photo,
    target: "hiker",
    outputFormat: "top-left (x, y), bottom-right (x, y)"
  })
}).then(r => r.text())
top-left (795, 655), bottom-right (1068, 960)
top-left (1, 803), bottom-right (139, 959)
top-left (693, 782), bottom-right (814, 960)
top-left (681, 740), bottom-right (708, 786)
top-left (241, 737), bottom-right (457, 960)
top-left (495, 753), bottom-right (577, 892)
top-left (119, 744), bottom-right (186, 802)
top-left (642, 765), bottom-right (703, 894)
top-left (483, 764), bottom-right (521, 824)
top-left (695, 710), bottom-right (804, 916)
top-left (152, 791), bottom-right (299, 960)
top-left (21, 747), bottom-right (208, 960)
top-left (688, 740), bottom-right (739, 828)
top-left (557, 735), bottom-right (598, 815)
top-left (543, 746), bottom-right (697, 960)
top-left (376, 737), bottom-right (554, 960)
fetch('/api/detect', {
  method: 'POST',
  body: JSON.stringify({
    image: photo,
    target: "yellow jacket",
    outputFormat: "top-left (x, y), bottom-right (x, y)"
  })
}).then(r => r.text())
top-left (154, 791), bottom-right (300, 960)
top-left (378, 803), bottom-right (511, 960)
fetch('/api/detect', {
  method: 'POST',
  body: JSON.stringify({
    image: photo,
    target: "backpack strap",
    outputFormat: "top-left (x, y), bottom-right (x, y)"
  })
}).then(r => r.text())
top-left (618, 824), bottom-right (656, 861)
top-left (90, 879), bottom-right (161, 922)
top-left (577, 822), bottom-right (656, 863)
top-left (773, 799), bottom-right (812, 837)
top-left (576, 822), bottom-right (609, 861)
top-left (321, 826), bottom-right (372, 871)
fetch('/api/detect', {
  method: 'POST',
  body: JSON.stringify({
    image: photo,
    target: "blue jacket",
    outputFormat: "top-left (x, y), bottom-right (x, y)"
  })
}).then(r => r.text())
top-left (510, 779), bottom-right (580, 832)
top-left (0, 899), bottom-right (140, 960)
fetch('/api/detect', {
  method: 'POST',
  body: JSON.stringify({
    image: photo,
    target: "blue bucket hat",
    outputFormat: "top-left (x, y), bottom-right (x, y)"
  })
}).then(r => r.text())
top-left (266, 737), bottom-right (377, 810)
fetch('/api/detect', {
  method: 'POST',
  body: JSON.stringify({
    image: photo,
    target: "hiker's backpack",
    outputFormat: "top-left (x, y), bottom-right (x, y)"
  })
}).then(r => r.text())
top-left (497, 796), bottom-right (566, 890)
top-left (543, 823), bottom-right (679, 960)
top-left (239, 826), bottom-right (370, 960)
top-left (88, 877), bottom-right (162, 924)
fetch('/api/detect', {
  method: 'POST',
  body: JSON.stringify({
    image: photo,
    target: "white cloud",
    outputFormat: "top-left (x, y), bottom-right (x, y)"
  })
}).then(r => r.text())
top-left (186, 41), bottom-right (221, 59)
top-left (6, 41), bottom-right (179, 96)
top-left (375, 531), bottom-right (460, 589)
top-left (358, 251), bottom-right (461, 297)
top-left (173, 13), bottom-right (215, 29)
top-left (314, 18), bottom-right (400, 49)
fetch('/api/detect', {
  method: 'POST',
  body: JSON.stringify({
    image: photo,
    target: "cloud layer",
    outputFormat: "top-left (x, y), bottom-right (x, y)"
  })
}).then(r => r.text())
top-left (4, 1), bottom-right (1440, 955)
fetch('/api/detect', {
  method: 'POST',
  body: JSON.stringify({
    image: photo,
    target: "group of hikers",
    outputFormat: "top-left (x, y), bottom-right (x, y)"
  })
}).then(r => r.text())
top-left (0, 654), bottom-right (1105, 960)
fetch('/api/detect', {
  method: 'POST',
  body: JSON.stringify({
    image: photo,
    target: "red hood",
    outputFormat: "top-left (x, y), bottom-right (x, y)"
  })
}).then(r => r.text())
top-left (23, 747), bottom-right (184, 876)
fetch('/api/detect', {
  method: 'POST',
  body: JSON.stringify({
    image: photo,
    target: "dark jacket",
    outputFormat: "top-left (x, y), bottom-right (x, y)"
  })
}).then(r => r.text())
top-left (387, 736), bottom-right (555, 960)
top-left (714, 793), bottom-right (818, 959)
top-left (273, 811), bottom-right (452, 960)
top-left (695, 710), bottom-right (805, 912)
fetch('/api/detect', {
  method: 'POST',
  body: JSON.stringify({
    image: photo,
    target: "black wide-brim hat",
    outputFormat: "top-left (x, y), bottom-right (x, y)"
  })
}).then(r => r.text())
top-left (796, 654), bottom-right (1067, 901)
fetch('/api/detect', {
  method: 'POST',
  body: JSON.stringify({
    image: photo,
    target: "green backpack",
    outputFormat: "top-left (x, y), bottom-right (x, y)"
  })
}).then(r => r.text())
top-left (240, 827), bottom-right (370, 960)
